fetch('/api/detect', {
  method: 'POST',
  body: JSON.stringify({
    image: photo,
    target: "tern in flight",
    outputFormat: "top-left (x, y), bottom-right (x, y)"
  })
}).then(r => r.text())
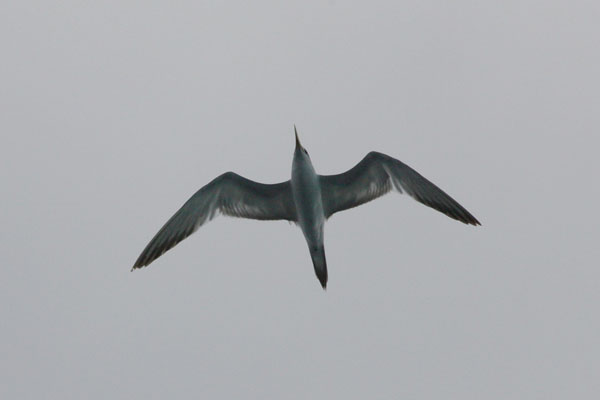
top-left (132, 127), bottom-right (480, 288)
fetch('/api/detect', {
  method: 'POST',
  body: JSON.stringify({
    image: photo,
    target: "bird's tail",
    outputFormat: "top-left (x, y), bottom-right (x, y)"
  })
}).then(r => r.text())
top-left (310, 246), bottom-right (328, 289)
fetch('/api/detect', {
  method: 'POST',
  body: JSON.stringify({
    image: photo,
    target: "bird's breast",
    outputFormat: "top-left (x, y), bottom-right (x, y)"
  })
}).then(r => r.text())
top-left (291, 166), bottom-right (324, 231)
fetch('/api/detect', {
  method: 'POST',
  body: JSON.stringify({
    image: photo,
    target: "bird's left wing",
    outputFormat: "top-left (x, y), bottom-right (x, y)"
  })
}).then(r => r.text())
top-left (132, 172), bottom-right (296, 269)
top-left (319, 151), bottom-right (480, 225)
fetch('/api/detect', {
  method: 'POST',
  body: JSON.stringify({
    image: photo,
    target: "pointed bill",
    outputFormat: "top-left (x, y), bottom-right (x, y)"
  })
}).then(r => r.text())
top-left (294, 125), bottom-right (302, 149)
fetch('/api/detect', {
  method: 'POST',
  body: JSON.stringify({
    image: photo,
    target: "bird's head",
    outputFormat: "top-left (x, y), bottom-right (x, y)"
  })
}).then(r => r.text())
top-left (294, 125), bottom-right (310, 160)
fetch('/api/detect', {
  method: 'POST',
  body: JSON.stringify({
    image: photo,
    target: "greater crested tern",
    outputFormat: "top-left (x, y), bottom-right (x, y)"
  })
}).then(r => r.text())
top-left (132, 127), bottom-right (480, 288)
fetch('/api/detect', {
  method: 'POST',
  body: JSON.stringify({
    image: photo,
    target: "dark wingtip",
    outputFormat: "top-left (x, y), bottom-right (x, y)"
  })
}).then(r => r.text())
top-left (465, 213), bottom-right (481, 226)
top-left (131, 254), bottom-right (151, 271)
top-left (131, 261), bottom-right (143, 272)
top-left (458, 216), bottom-right (481, 226)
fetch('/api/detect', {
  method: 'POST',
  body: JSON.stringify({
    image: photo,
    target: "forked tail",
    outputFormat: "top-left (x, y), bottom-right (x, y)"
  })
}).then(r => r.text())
top-left (310, 246), bottom-right (328, 289)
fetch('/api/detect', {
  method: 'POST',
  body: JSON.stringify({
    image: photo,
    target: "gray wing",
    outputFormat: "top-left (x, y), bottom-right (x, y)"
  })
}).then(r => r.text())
top-left (319, 151), bottom-right (480, 225)
top-left (132, 172), bottom-right (296, 269)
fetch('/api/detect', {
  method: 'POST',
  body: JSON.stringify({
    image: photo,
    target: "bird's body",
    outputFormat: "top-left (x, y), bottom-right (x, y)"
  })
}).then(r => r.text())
top-left (291, 132), bottom-right (328, 286)
top-left (133, 127), bottom-right (480, 288)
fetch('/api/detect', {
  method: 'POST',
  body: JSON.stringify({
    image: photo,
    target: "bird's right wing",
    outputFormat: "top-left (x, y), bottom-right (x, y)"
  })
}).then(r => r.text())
top-left (133, 172), bottom-right (296, 269)
top-left (319, 151), bottom-right (480, 225)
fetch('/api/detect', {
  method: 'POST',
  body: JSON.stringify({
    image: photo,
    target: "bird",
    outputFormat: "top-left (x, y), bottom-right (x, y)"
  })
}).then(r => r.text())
top-left (132, 126), bottom-right (480, 289)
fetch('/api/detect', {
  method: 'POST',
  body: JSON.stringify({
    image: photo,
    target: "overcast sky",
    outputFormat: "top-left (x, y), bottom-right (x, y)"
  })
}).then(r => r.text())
top-left (2, 1), bottom-right (599, 399)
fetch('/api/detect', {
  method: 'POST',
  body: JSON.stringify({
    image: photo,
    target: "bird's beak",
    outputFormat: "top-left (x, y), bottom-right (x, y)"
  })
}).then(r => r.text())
top-left (294, 125), bottom-right (302, 149)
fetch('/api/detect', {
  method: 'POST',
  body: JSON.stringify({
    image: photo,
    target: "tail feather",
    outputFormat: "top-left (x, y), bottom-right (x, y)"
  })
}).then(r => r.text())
top-left (310, 247), bottom-right (328, 289)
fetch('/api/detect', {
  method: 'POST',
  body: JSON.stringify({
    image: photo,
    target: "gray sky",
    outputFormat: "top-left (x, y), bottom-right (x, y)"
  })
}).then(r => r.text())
top-left (2, 1), bottom-right (599, 398)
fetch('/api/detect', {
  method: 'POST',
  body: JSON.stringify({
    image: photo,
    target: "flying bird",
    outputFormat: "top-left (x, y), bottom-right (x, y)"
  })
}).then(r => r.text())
top-left (132, 127), bottom-right (480, 288)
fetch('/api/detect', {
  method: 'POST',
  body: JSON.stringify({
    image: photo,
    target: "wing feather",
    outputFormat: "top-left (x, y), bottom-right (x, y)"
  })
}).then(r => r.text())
top-left (132, 172), bottom-right (296, 269)
top-left (319, 151), bottom-right (480, 225)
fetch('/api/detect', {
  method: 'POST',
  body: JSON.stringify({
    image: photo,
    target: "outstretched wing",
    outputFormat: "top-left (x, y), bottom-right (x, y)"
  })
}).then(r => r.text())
top-left (319, 151), bottom-right (480, 225)
top-left (133, 172), bottom-right (296, 269)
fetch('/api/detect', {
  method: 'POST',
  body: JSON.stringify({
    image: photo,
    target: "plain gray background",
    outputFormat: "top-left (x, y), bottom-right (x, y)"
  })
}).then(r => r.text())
top-left (2, 1), bottom-right (599, 398)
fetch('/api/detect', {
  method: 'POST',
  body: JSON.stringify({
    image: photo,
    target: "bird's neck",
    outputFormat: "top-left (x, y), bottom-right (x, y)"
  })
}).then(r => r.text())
top-left (292, 153), bottom-right (316, 182)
